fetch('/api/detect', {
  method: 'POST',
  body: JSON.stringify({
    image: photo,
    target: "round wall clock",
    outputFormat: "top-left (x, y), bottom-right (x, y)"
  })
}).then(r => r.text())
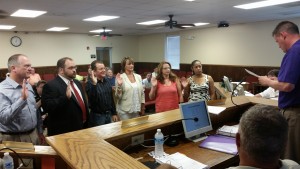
top-left (10, 36), bottom-right (22, 47)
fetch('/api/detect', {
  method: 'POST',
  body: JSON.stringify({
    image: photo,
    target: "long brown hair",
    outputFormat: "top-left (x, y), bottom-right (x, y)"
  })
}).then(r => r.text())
top-left (156, 61), bottom-right (177, 83)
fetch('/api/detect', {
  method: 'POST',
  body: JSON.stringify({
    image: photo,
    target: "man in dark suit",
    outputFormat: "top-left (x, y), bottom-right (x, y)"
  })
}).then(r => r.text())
top-left (42, 57), bottom-right (89, 136)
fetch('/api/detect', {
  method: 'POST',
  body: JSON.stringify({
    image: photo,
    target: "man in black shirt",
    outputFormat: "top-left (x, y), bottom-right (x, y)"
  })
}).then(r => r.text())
top-left (86, 60), bottom-right (118, 126)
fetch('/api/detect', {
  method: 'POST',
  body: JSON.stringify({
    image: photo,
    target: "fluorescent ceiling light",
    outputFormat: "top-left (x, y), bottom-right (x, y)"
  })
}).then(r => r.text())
top-left (181, 25), bottom-right (194, 28)
top-left (83, 15), bottom-right (119, 22)
top-left (137, 20), bottom-right (167, 25)
top-left (234, 0), bottom-right (300, 9)
top-left (194, 23), bottom-right (209, 26)
top-left (0, 25), bottom-right (16, 30)
top-left (11, 9), bottom-right (47, 18)
top-left (89, 29), bottom-right (112, 33)
top-left (184, 0), bottom-right (195, 1)
top-left (47, 27), bottom-right (69, 31)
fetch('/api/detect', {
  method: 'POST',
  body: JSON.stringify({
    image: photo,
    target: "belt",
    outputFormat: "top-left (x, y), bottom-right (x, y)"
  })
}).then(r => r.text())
top-left (1, 128), bottom-right (35, 135)
top-left (94, 110), bottom-right (111, 114)
top-left (281, 104), bottom-right (300, 110)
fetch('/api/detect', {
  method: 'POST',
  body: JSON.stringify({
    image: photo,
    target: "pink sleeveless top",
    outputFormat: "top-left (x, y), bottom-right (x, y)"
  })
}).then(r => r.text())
top-left (155, 81), bottom-right (179, 113)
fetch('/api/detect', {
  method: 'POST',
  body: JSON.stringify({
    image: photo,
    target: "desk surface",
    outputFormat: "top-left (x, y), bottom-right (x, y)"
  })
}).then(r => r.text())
top-left (46, 91), bottom-right (277, 169)
top-left (129, 138), bottom-right (238, 169)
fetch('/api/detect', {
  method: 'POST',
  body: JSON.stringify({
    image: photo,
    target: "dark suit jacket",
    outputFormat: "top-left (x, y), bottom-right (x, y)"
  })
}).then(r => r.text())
top-left (41, 76), bottom-right (89, 136)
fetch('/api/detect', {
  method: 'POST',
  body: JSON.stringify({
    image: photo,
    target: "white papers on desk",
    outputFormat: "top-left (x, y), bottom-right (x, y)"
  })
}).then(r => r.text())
top-left (245, 91), bottom-right (254, 96)
top-left (217, 125), bottom-right (239, 137)
top-left (156, 152), bottom-right (209, 169)
top-left (207, 106), bottom-right (226, 115)
top-left (245, 69), bottom-right (260, 77)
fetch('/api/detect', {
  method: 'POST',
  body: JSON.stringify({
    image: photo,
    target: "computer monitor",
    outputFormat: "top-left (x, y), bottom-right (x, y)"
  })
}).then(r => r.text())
top-left (179, 100), bottom-right (213, 142)
top-left (223, 76), bottom-right (233, 92)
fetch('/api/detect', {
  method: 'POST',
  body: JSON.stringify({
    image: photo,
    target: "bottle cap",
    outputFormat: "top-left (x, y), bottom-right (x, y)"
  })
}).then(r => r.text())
top-left (157, 129), bottom-right (161, 132)
top-left (4, 152), bottom-right (9, 156)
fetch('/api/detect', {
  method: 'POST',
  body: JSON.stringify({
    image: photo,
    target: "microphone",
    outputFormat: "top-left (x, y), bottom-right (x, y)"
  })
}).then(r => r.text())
top-left (231, 76), bottom-right (248, 106)
top-left (182, 117), bottom-right (198, 122)
top-left (165, 117), bottom-right (199, 147)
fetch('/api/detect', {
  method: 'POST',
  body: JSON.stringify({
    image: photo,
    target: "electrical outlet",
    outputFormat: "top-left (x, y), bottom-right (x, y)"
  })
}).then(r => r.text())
top-left (131, 134), bottom-right (144, 146)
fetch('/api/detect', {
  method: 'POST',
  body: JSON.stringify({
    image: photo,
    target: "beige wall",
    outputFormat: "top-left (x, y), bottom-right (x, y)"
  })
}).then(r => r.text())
top-left (137, 18), bottom-right (296, 66)
top-left (0, 32), bottom-right (138, 68)
top-left (2, 18), bottom-right (300, 68)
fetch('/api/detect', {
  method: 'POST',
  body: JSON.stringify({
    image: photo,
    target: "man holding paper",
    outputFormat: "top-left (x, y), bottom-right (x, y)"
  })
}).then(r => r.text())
top-left (258, 21), bottom-right (300, 163)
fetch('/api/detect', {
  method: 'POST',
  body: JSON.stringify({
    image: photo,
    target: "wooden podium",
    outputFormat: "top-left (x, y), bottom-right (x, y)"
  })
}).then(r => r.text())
top-left (46, 94), bottom-right (277, 169)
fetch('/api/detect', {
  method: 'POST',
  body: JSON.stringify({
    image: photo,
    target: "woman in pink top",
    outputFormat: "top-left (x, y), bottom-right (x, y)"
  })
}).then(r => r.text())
top-left (149, 61), bottom-right (183, 113)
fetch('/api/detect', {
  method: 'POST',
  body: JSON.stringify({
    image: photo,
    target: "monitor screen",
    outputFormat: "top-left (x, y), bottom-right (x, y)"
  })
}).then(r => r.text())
top-left (180, 100), bottom-right (212, 142)
top-left (223, 76), bottom-right (233, 92)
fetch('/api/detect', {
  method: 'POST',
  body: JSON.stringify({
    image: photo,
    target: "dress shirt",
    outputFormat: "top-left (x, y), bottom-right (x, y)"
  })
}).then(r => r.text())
top-left (142, 78), bottom-right (152, 89)
top-left (86, 77), bottom-right (116, 115)
top-left (0, 77), bottom-right (37, 132)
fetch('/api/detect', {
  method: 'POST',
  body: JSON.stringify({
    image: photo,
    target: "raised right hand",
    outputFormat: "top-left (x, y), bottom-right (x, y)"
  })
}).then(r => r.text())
top-left (21, 79), bottom-right (28, 100)
top-left (116, 73), bottom-right (123, 86)
top-left (90, 70), bottom-right (97, 85)
top-left (181, 78), bottom-right (188, 88)
top-left (151, 77), bottom-right (157, 87)
top-left (66, 82), bottom-right (72, 99)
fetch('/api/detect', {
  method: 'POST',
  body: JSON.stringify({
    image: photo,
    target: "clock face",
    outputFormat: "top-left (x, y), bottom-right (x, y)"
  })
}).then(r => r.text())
top-left (11, 36), bottom-right (22, 47)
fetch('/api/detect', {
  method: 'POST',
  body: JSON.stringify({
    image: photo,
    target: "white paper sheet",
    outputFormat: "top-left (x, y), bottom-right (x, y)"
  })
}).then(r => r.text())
top-left (207, 106), bottom-right (226, 115)
top-left (245, 69), bottom-right (260, 77)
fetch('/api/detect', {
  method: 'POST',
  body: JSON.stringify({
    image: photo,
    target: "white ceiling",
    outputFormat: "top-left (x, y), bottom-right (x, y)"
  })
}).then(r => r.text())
top-left (1, 0), bottom-right (300, 36)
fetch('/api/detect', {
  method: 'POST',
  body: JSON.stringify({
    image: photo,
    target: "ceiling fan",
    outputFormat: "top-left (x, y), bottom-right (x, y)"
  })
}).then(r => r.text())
top-left (100, 27), bottom-right (122, 37)
top-left (153, 15), bottom-right (195, 29)
top-left (0, 10), bottom-right (9, 19)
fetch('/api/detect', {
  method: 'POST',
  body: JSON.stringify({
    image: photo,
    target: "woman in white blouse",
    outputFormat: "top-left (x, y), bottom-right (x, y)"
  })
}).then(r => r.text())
top-left (115, 57), bottom-right (145, 120)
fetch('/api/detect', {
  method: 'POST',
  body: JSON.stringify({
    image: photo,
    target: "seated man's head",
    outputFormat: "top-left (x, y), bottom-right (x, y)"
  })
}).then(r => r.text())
top-left (237, 104), bottom-right (288, 166)
top-left (267, 69), bottom-right (279, 81)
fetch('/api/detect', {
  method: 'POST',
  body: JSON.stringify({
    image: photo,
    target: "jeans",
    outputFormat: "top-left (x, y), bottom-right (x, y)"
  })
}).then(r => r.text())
top-left (89, 112), bottom-right (112, 127)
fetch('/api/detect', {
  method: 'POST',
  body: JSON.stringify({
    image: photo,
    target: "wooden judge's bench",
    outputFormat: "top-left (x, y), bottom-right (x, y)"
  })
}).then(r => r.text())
top-left (1, 83), bottom-right (278, 169)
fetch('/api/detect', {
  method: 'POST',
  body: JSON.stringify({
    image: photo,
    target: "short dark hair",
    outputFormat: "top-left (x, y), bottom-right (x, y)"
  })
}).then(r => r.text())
top-left (190, 60), bottom-right (201, 75)
top-left (57, 57), bottom-right (73, 69)
top-left (36, 80), bottom-right (47, 88)
top-left (7, 54), bottom-right (26, 72)
top-left (90, 60), bottom-right (104, 71)
top-left (272, 21), bottom-right (299, 36)
top-left (120, 57), bottom-right (134, 73)
top-left (239, 104), bottom-right (288, 164)
top-left (267, 69), bottom-right (279, 77)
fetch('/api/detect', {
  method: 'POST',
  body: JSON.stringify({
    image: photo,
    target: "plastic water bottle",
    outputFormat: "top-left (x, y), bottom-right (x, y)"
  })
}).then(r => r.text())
top-left (0, 158), bottom-right (3, 169)
top-left (154, 129), bottom-right (164, 157)
top-left (2, 152), bottom-right (14, 169)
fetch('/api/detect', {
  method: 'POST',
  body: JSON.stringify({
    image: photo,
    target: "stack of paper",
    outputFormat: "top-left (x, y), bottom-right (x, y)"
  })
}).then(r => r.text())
top-left (216, 125), bottom-right (239, 137)
top-left (156, 152), bottom-right (209, 169)
top-left (199, 135), bottom-right (238, 155)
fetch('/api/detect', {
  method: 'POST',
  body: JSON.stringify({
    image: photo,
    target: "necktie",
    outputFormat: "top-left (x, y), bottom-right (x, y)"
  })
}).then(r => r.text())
top-left (70, 81), bottom-right (86, 122)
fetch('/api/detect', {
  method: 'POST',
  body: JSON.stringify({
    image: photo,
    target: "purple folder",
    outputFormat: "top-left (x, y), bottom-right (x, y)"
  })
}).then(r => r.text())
top-left (199, 135), bottom-right (238, 155)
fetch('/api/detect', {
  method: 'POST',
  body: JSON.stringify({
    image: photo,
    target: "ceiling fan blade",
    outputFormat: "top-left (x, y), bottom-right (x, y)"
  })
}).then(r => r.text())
top-left (147, 24), bottom-right (165, 30)
top-left (175, 24), bottom-right (195, 29)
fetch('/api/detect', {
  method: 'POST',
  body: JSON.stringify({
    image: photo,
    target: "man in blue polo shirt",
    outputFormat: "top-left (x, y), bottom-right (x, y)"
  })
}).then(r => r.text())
top-left (259, 21), bottom-right (300, 163)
